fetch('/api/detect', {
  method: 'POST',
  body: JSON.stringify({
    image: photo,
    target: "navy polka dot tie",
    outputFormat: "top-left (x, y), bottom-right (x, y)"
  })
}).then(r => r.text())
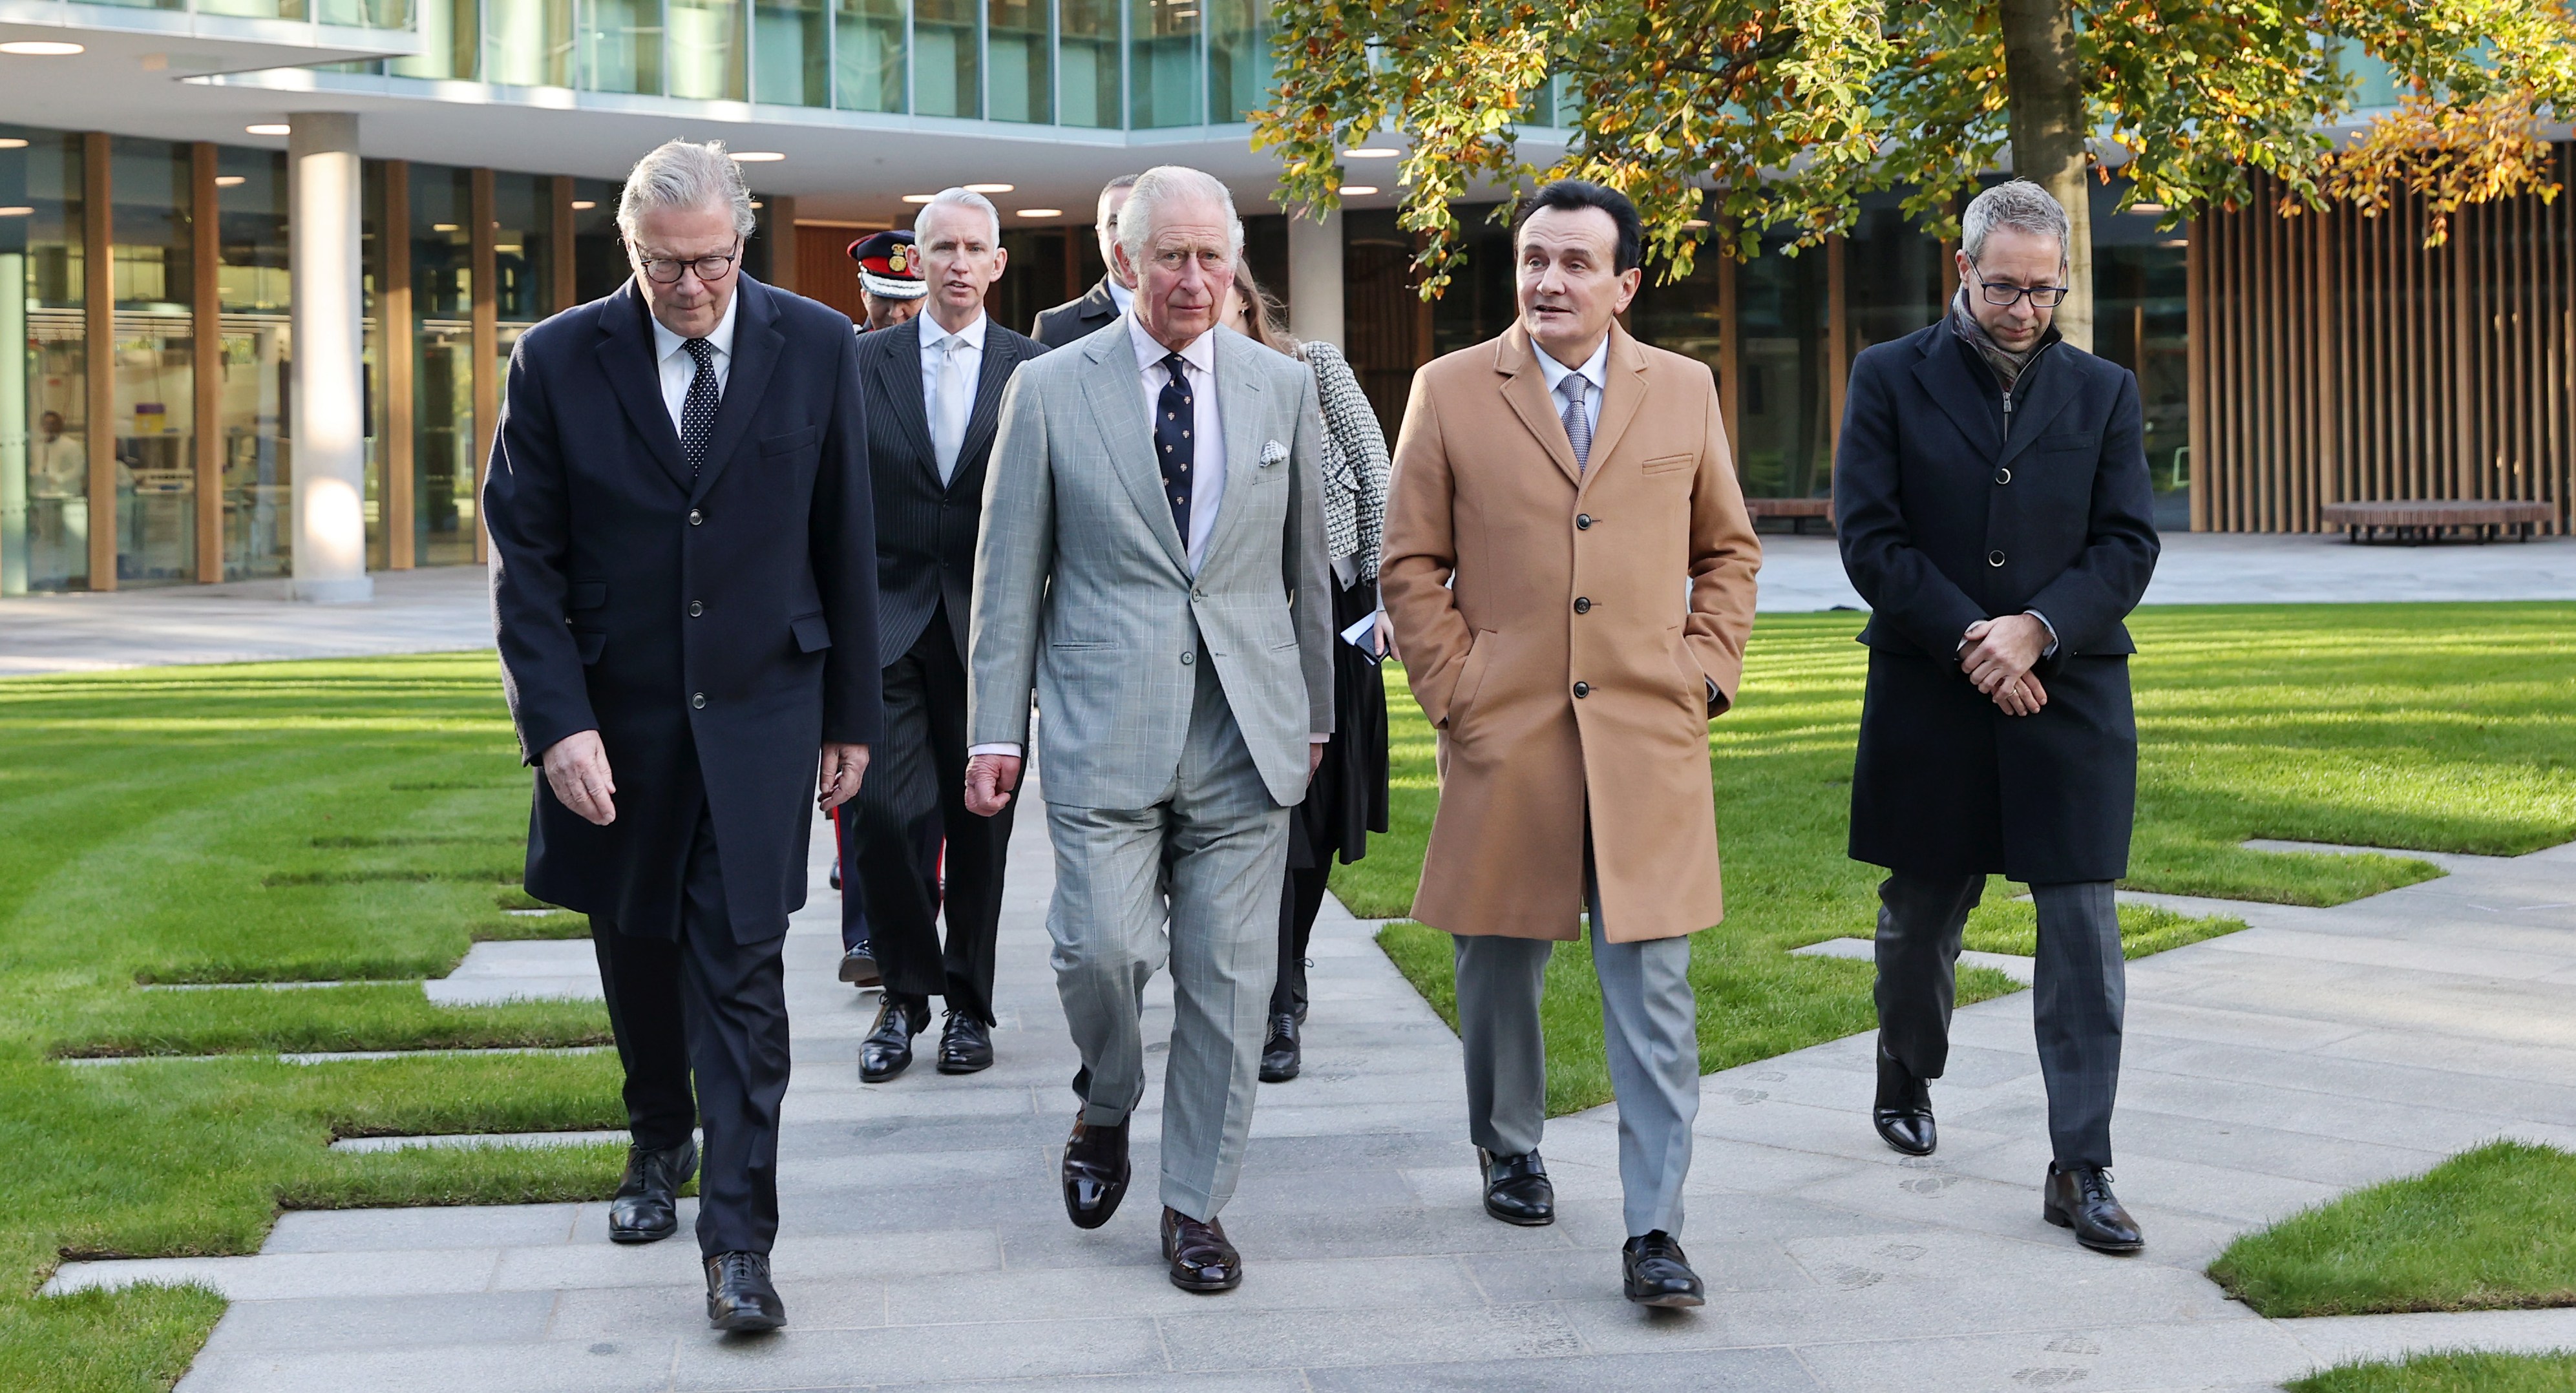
top-left (681, 338), bottom-right (719, 478)
top-left (1156, 352), bottom-right (1193, 545)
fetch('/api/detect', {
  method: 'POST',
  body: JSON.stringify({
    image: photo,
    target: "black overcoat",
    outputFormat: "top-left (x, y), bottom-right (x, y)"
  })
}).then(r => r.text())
top-left (1029, 277), bottom-right (1120, 350)
top-left (857, 315), bottom-right (1044, 666)
top-left (486, 275), bottom-right (883, 943)
top-left (1833, 322), bottom-right (2159, 885)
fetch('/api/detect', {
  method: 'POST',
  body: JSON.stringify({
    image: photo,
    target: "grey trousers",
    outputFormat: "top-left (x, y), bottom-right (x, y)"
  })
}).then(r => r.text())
top-left (1453, 852), bottom-right (1700, 1238)
top-left (1044, 651), bottom-right (1287, 1223)
top-left (1874, 873), bottom-right (2124, 1169)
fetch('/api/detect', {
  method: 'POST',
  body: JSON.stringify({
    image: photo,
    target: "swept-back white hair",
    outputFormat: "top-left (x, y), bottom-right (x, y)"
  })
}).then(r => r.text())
top-left (617, 138), bottom-right (756, 242)
top-left (1115, 165), bottom-right (1243, 274)
top-left (917, 187), bottom-right (1002, 246)
top-left (1961, 178), bottom-right (2071, 267)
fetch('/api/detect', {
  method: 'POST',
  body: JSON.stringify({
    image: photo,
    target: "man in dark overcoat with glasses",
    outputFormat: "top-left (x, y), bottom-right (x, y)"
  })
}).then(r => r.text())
top-left (1833, 178), bottom-right (2160, 1256)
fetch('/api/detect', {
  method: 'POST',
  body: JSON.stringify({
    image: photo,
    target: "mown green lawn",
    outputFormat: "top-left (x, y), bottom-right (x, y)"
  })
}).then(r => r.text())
top-left (0, 656), bottom-right (633, 1392)
top-left (2289, 1350), bottom-right (2576, 1392)
top-left (1346, 603), bottom-right (2576, 1116)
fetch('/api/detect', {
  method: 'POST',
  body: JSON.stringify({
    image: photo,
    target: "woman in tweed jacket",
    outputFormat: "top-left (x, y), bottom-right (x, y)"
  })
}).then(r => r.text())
top-left (1227, 259), bottom-right (1391, 1085)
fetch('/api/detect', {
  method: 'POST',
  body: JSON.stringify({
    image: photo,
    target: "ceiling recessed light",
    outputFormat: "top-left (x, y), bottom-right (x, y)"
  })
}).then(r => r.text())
top-left (0, 138), bottom-right (28, 149)
top-left (1337, 185), bottom-right (1378, 196)
top-left (730, 151), bottom-right (785, 162)
top-left (964, 182), bottom-right (1014, 193)
top-left (1344, 147), bottom-right (1399, 158)
top-left (900, 193), bottom-right (936, 204)
top-left (213, 174), bottom-right (246, 187)
top-left (244, 123), bottom-right (291, 136)
top-left (0, 41), bottom-right (85, 56)
top-left (748, 200), bottom-right (763, 209)
top-left (432, 222), bottom-right (458, 232)
top-left (570, 199), bottom-right (596, 210)
top-left (1681, 218), bottom-right (1710, 230)
top-left (2128, 202), bottom-right (2168, 215)
top-left (0, 206), bottom-right (32, 217)
top-left (1015, 207), bottom-right (1063, 218)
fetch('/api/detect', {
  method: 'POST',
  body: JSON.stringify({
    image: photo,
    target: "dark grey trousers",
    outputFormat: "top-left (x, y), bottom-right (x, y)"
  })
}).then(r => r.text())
top-left (1873, 873), bottom-right (2124, 1169)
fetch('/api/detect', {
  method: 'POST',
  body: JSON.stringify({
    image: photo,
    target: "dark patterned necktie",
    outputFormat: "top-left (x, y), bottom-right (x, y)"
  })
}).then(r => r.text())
top-left (1156, 352), bottom-right (1194, 544)
top-left (681, 338), bottom-right (720, 477)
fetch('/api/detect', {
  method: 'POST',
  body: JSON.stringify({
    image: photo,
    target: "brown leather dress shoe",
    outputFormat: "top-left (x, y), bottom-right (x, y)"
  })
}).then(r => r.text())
top-left (1160, 1206), bottom-right (1243, 1292)
top-left (1061, 1112), bottom-right (1131, 1230)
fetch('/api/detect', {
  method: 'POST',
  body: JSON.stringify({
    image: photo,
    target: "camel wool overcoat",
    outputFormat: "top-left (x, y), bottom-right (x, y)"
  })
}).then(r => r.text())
top-left (1381, 322), bottom-right (1762, 943)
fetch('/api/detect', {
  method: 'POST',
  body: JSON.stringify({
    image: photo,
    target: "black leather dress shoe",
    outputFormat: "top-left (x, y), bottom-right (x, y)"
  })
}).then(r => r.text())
top-left (1478, 1147), bottom-right (1555, 1226)
top-left (704, 1251), bottom-right (786, 1332)
top-left (837, 944), bottom-right (881, 987)
top-left (1258, 1012), bottom-right (1301, 1083)
top-left (1161, 1207), bottom-right (1243, 1292)
top-left (1061, 1113), bottom-right (1132, 1230)
top-left (1622, 1231), bottom-right (1707, 1307)
top-left (607, 1137), bottom-right (697, 1244)
top-left (2044, 1162), bottom-right (2144, 1253)
top-left (936, 1011), bottom-right (994, 1074)
top-left (859, 994), bottom-right (928, 1082)
top-left (1873, 1045), bottom-right (1937, 1157)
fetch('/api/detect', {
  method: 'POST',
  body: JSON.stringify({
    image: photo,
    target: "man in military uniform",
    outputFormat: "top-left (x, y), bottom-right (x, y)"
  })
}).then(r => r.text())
top-left (850, 229), bottom-right (927, 333)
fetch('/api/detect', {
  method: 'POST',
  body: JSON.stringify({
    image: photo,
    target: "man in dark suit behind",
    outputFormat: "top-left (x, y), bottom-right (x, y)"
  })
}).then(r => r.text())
top-left (485, 138), bottom-right (881, 1333)
top-left (849, 187), bottom-right (1044, 1082)
top-left (1833, 178), bottom-right (2159, 1257)
top-left (1029, 174), bottom-right (1137, 348)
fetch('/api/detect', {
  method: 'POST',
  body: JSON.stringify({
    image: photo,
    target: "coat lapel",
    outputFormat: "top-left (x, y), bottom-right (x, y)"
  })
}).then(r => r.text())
top-left (1496, 326), bottom-right (1583, 488)
top-left (1079, 326), bottom-right (1192, 576)
top-left (595, 282), bottom-right (693, 496)
top-left (690, 277), bottom-right (785, 505)
top-left (872, 317), bottom-right (941, 488)
top-left (1994, 344), bottom-right (2080, 469)
top-left (950, 328), bottom-right (1018, 494)
top-left (1910, 331), bottom-right (2003, 462)
top-left (1199, 328), bottom-right (1269, 567)
top-left (1577, 324), bottom-right (1651, 499)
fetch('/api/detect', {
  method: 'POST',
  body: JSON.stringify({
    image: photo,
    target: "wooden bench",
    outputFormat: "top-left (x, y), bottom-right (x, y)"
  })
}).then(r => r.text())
top-left (2319, 499), bottom-right (2555, 544)
top-left (1746, 498), bottom-right (1834, 535)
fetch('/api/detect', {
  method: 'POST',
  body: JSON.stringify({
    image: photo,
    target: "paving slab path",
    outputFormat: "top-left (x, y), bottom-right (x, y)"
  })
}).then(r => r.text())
top-left (47, 806), bottom-right (2576, 1391)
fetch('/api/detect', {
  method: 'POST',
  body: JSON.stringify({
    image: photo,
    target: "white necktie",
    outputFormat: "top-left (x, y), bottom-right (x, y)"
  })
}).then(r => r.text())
top-left (931, 335), bottom-right (969, 485)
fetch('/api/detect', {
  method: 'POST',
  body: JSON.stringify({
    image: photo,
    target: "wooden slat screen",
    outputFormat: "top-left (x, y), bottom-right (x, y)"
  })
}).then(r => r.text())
top-left (2190, 146), bottom-right (2574, 533)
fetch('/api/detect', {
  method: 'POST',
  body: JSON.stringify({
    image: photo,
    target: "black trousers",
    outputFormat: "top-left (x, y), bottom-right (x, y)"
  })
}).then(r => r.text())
top-left (850, 611), bottom-right (1015, 1024)
top-left (1272, 865), bottom-right (1330, 1018)
top-left (591, 801), bottom-right (792, 1257)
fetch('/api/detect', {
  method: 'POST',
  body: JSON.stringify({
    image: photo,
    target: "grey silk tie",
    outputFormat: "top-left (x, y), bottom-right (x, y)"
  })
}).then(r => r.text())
top-left (1559, 373), bottom-right (1592, 472)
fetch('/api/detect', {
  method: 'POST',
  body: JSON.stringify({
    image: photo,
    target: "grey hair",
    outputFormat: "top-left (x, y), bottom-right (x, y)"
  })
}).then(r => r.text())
top-left (1094, 174), bottom-right (1140, 271)
top-left (1115, 166), bottom-right (1242, 277)
top-left (618, 139), bottom-right (757, 244)
top-left (917, 187), bottom-right (1002, 247)
top-left (1961, 179), bottom-right (2070, 266)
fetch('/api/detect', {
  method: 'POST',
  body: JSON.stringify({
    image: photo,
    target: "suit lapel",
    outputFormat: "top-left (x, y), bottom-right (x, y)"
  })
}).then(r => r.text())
top-left (950, 328), bottom-right (1017, 492)
top-left (1911, 331), bottom-right (2003, 462)
top-left (1496, 327), bottom-right (1583, 488)
top-left (1199, 329), bottom-right (1269, 567)
top-left (1994, 344), bottom-right (2080, 469)
top-left (690, 277), bottom-right (785, 505)
top-left (596, 283), bottom-right (693, 496)
top-left (872, 318), bottom-right (941, 488)
top-left (1079, 328), bottom-right (1191, 576)
top-left (1577, 325), bottom-right (1650, 499)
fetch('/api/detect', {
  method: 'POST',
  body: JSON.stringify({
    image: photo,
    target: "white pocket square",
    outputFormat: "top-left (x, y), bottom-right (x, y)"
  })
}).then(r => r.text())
top-left (1260, 440), bottom-right (1288, 467)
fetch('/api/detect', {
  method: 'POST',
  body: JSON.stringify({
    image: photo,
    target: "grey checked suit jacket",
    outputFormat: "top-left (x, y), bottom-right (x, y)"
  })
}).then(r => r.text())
top-left (969, 319), bottom-right (1335, 810)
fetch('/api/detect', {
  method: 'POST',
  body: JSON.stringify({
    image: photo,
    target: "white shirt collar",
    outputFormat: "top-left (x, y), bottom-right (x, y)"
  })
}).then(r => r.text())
top-left (1106, 278), bottom-right (1135, 313)
top-left (1128, 311), bottom-right (1216, 377)
top-left (648, 286), bottom-right (741, 362)
top-left (1534, 331), bottom-right (1610, 399)
top-left (920, 309), bottom-right (988, 351)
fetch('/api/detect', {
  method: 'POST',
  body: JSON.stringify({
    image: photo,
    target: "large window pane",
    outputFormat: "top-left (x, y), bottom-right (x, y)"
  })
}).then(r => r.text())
top-left (411, 165), bottom-right (477, 568)
top-left (669, 0), bottom-right (746, 99)
top-left (1205, 0), bottom-right (1264, 123)
top-left (1128, 0), bottom-right (1196, 128)
top-left (2093, 180), bottom-right (2190, 527)
top-left (1731, 231), bottom-right (1830, 499)
top-left (1058, 0), bottom-right (1119, 127)
top-left (987, 0), bottom-right (1050, 121)
top-left (111, 137), bottom-right (196, 587)
top-left (215, 147), bottom-right (293, 582)
top-left (1, 126), bottom-right (87, 594)
top-left (582, 0), bottom-right (665, 94)
top-left (834, 0), bottom-right (905, 111)
top-left (1844, 192), bottom-right (1945, 359)
top-left (491, 171), bottom-right (557, 322)
top-left (485, 0), bottom-right (575, 84)
top-left (571, 178), bottom-right (627, 302)
top-left (914, 0), bottom-right (981, 117)
top-left (755, 0), bottom-right (829, 105)
top-left (394, 0), bottom-right (478, 78)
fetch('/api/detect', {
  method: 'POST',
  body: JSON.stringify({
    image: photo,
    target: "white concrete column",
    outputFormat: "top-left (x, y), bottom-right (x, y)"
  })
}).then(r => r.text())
top-left (1287, 207), bottom-right (1344, 350)
top-left (288, 112), bottom-right (372, 603)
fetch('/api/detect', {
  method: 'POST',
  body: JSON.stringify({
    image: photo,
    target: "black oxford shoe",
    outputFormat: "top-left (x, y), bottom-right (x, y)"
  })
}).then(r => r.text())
top-left (1061, 1112), bottom-right (1132, 1230)
top-left (1258, 1012), bottom-right (1302, 1083)
top-left (704, 1251), bottom-right (786, 1332)
top-left (936, 1010), bottom-right (995, 1074)
top-left (1873, 1045), bottom-right (1937, 1157)
top-left (859, 994), bottom-right (929, 1082)
top-left (837, 943), bottom-right (882, 987)
top-left (1479, 1147), bottom-right (1555, 1226)
top-left (1622, 1230), bottom-right (1707, 1308)
top-left (607, 1137), bottom-right (696, 1244)
top-left (1161, 1207), bottom-right (1244, 1292)
top-left (2044, 1162), bottom-right (2145, 1254)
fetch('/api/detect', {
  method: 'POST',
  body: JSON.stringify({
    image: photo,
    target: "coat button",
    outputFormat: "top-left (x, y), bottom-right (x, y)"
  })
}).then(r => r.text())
top-left (1576, 514), bottom-right (1593, 530)
top-left (688, 600), bottom-right (704, 618)
top-left (1572, 681), bottom-right (1591, 698)
top-left (1181, 651), bottom-right (1194, 665)
top-left (1987, 550), bottom-right (2007, 567)
top-left (688, 509), bottom-right (703, 526)
top-left (1573, 597), bottom-right (1592, 614)
top-left (1995, 467), bottom-right (2012, 485)
top-left (690, 692), bottom-right (706, 709)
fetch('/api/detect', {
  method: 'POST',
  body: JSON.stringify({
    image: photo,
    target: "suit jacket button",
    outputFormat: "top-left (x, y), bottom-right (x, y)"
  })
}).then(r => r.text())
top-left (1573, 597), bottom-right (1592, 614)
top-left (688, 509), bottom-right (703, 526)
top-left (1576, 514), bottom-right (1593, 530)
top-left (1572, 681), bottom-right (1590, 698)
top-left (1181, 651), bottom-right (1194, 665)
top-left (688, 600), bottom-right (704, 618)
top-left (1987, 549), bottom-right (2007, 567)
top-left (691, 692), bottom-right (706, 709)
top-left (1994, 467), bottom-right (2012, 485)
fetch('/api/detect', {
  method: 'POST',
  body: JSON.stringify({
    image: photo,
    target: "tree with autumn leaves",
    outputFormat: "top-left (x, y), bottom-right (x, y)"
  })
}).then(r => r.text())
top-left (1252, 0), bottom-right (2576, 348)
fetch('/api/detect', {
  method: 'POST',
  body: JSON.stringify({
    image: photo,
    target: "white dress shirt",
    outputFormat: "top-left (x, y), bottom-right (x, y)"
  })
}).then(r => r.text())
top-left (647, 290), bottom-right (740, 433)
top-left (1106, 278), bottom-right (1134, 314)
top-left (1129, 312), bottom-right (1227, 571)
top-left (1533, 332), bottom-right (1609, 441)
top-left (920, 309), bottom-right (987, 485)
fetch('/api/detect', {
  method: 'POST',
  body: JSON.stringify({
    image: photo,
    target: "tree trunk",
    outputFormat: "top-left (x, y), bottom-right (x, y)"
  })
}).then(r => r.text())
top-left (2000, 0), bottom-right (2093, 350)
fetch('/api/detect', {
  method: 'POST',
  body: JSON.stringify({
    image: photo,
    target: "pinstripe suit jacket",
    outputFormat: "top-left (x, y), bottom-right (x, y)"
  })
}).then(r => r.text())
top-left (968, 319), bottom-right (1335, 810)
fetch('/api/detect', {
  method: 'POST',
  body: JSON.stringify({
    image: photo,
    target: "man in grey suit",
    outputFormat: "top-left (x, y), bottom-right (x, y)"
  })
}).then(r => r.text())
top-left (964, 163), bottom-right (1333, 1294)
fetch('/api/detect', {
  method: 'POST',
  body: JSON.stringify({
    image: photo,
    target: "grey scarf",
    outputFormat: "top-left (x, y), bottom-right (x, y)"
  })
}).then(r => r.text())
top-left (1947, 286), bottom-right (2040, 394)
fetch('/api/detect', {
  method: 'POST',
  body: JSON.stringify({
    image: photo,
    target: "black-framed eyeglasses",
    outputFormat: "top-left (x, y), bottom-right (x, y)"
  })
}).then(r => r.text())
top-left (1970, 262), bottom-right (2069, 308)
top-left (636, 243), bottom-right (742, 284)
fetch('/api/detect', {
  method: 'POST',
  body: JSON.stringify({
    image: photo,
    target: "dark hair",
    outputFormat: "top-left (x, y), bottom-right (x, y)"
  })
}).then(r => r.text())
top-left (1512, 180), bottom-right (1643, 273)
